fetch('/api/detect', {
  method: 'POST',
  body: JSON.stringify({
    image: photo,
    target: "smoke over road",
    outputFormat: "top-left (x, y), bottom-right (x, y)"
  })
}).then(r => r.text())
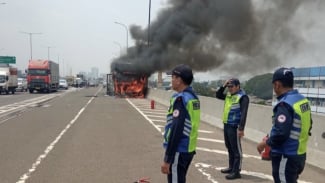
top-left (111, 0), bottom-right (324, 77)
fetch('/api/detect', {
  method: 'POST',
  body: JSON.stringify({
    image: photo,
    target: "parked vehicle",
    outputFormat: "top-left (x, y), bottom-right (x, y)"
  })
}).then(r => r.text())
top-left (16, 78), bottom-right (28, 92)
top-left (27, 59), bottom-right (59, 93)
top-left (0, 65), bottom-right (18, 94)
top-left (59, 79), bottom-right (68, 90)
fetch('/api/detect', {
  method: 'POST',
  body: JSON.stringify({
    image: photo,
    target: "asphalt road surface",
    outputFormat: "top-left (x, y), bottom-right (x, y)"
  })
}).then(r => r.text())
top-left (0, 87), bottom-right (323, 183)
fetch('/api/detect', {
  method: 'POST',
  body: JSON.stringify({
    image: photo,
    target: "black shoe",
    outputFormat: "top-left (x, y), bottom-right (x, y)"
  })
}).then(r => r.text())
top-left (221, 168), bottom-right (232, 174)
top-left (225, 172), bottom-right (241, 180)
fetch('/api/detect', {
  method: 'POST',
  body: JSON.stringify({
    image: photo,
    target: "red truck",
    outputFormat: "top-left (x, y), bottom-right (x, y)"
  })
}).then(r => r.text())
top-left (27, 59), bottom-right (60, 93)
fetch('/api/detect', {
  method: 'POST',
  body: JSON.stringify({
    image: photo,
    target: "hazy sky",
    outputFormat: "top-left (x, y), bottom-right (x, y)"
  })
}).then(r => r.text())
top-left (0, 0), bottom-right (324, 81)
top-left (0, 0), bottom-right (167, 76)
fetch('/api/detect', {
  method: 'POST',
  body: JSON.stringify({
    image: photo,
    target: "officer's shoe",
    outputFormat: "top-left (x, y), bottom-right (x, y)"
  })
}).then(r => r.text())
top-left (221, 168), bottom-right (232, 174)
top-left (225, 172), bottom-right (241, 180)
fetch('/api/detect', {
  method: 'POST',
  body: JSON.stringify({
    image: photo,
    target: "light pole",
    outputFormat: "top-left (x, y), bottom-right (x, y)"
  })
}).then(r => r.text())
top-left (20, 31), bottom-right (42, 60)
top-left (45, 46), bottom-right (55, 60)
top-left (114, 21), bottom-right (129, 54)
top-left (148, 0), bottom-right (151, 47)
top-left (113, 41), bottom-right (122, 56)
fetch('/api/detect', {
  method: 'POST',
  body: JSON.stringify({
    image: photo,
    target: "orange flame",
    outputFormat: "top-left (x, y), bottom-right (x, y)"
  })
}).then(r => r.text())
top-left (114, 75), bottom-right (147, 98)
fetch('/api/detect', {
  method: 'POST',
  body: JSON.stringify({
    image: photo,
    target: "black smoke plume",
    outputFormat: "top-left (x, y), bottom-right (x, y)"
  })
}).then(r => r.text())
top-left (111, 0), bottom-right (312, 77)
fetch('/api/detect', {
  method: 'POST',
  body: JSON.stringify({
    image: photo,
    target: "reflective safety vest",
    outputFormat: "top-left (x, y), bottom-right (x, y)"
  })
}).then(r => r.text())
top-left (272, 90), bottom-right (312, 155)
top-left (222, 90), bottom-right (246, 125)
top-left (163, 88), bottom-right (201, 153)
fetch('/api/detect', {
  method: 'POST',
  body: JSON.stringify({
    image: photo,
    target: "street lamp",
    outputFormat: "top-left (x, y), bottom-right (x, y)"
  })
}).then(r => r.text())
top-left (20, 31), bottom-right (42, 60)
top-left (46, 46), bottom-right (55, 60)
top-left (0, 3), bottom-right (6, 5)
top-left (113, 41), bottom-right (122, 56)
top-left (114, 21), bottom-right (129, 54)
top-left (148, 0), bottom-right (151, 47)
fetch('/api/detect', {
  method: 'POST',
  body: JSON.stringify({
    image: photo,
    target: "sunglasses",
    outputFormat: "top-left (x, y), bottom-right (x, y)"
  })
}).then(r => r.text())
top-left (227, 85), bottom-right (235, 88)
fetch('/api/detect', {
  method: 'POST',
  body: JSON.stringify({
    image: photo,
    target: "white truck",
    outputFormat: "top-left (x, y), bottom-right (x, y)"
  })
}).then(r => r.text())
top-left (0, 66), bottom-right (18, 94)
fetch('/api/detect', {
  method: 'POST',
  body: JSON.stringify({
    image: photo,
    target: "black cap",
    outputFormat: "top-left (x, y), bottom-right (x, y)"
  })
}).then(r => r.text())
top-left (170, 64), bottom-right (193, 85)
top-left (272, 67), bottom-right (294, 84)
top-left (227, 78), bottom-right (240, 86)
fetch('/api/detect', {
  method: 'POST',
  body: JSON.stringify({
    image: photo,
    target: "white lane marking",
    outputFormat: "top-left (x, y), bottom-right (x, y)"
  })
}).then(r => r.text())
top-left (151, 119), bottom-right (166, 123)
top-left (126, 99), bottom-right (162, 134)
top-left (145, 114), bottom-right (166, 119)
top-left (16, 89), bottom-right (101, 183)
top-left (195, 162), bottom-right (274, 183)
top-left (198, 130), bottom-right (214, 133)
top-left (197, 147), bottom-right (261, 159)
top-left (198, 137), bottom-right (224, 143)
top-left (141, 109), bottom-right (166, 112)
top-left (195, 162), bottom-right (312, 183)
top-left (195, 163), bottom-right (219, 183)
top-left (129, 99), bottom-right (314, 183)
top-left (141, 111), bottom-right (167, 115)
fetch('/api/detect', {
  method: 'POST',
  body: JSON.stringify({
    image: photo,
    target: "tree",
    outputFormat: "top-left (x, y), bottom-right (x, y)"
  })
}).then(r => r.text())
top-left (244, 73), bottom-right (273, 100)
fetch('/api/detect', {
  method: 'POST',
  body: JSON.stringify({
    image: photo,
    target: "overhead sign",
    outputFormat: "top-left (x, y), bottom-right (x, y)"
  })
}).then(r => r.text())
top-left (0, 56), bottom-right (16, 64)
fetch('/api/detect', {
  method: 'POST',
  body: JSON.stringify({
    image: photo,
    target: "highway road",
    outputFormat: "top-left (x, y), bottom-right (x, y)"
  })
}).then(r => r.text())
top-left (0, 87), bottom-right (324, 183)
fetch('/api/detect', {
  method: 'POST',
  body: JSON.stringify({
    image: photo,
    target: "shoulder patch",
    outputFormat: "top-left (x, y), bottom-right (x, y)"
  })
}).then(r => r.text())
top-left (173, 109), bottom-right (180, 117)
top-left (277, 114), bottom-right (286, 123)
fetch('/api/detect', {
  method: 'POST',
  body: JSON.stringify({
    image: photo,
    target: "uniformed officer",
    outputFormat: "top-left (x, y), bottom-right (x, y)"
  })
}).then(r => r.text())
top-left (161, 64), bottom-right (201, 183)
top-left (257, 67), bottom-right (313, 183)
top-left (216, 78), bottom-right (249, 180)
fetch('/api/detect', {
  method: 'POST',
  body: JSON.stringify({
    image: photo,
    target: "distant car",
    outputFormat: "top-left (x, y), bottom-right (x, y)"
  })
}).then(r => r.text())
top-left (16, 78), bottom-right (27, 92)
top-left (59, 79), bottom-right (68, 90)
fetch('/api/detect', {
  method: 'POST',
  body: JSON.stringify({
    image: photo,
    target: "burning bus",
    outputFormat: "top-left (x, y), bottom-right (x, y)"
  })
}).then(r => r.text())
top-left (110, 62), bottom-right (149, 98)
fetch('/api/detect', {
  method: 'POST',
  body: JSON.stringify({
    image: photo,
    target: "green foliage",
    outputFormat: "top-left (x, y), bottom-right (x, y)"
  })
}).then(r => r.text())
top-left (244, 73), bottom-right (273, 100)
top-left (192, 82), bottom-right (215, 97)
top-left (188, 73), bottom-right (273, 100)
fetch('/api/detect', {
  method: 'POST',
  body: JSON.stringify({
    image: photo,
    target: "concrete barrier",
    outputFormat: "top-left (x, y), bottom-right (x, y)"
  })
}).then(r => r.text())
top-left (147, 88), bottom-right (325, 170)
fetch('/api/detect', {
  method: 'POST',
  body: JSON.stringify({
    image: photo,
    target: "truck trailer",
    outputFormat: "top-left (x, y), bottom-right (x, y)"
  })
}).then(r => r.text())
top-left (0, 65), bottom-right (18, 94)
top-left (27, 59), bottom-right (60, 93)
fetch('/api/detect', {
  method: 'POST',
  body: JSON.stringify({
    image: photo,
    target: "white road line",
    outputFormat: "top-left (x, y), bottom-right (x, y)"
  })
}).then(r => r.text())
top-left (145, 114), bottom-right (166, 118)
top-left (16, 88), bottom-right (101, 183)
top-left (198, 130), bottom-right (214, 133)
top-left (128, 99), bottom-right (300, 183)
top-left (126, 99), bottom-right (162, 134)
top-left (141, 109), bottom-right (166, 112)
top-left (198, 137), bottom-right (224, 143)
top-left (142, 111), bottom-right (166, 115)
top-left (195, 162), bottom-right (312, 183)
top-left (196, 147), bottom-right (261, 159)
top-left (151, 119), bottom-right (166, 123)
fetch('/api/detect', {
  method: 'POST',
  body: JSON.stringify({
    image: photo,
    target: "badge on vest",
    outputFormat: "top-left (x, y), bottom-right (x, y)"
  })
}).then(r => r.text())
top-left (277, 114), bottom-right (286, 123)
top-left (173, 109), bottom-right (180, 117)
top-left (192, 101), bottom-right (200, 110)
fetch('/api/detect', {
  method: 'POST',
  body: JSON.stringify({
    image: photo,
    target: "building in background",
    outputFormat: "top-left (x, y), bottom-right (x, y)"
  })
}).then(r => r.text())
top-left (293, 66), bottom-right (325, 114)
top-left (90, 67), bottom-right (99, 79)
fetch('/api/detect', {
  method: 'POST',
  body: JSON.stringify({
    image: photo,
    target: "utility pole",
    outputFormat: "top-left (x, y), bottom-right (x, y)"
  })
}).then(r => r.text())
top-left (148, 0), bottom-right (151, 47)
top-left (114, 21), bottom-right (129, 54)
top-left (113, 41), bottom-right (122, 56)
top-left (46, 46), bottom-right (55, 60)
top-left (20, 31), bottom-right (42, 60)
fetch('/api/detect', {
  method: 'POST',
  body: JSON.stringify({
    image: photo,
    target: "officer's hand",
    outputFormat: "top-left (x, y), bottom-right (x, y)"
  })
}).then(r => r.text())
top-left (238, 130), bottom-right (244, 138)
top-left (223, 79), bottom-right (230, 88)
top-left (257, 141), bottom-right (266, 154)
top-left (161, 162), bottom-right (170, 174)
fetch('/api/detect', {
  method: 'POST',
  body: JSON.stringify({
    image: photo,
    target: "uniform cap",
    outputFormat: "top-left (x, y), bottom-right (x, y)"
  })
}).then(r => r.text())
top-left (227, 78), bottom-right (240, 86)
top-left (170, 64), bottom-right (193, 85)
top-left (272, 67), bottom-right (294, 83)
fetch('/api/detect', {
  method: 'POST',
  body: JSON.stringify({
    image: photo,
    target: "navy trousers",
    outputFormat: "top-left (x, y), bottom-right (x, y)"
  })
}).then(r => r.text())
top-left (167, 152), bottom-right (195, 183)
top-left (224, 124), bottom-right (242, 173)
top-left (271, 153), bottom-right (306, 183)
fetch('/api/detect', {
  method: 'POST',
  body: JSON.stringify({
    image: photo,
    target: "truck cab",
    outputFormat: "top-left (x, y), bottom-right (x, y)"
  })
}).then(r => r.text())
top-left (0, 66), bottom-right (18, 94)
